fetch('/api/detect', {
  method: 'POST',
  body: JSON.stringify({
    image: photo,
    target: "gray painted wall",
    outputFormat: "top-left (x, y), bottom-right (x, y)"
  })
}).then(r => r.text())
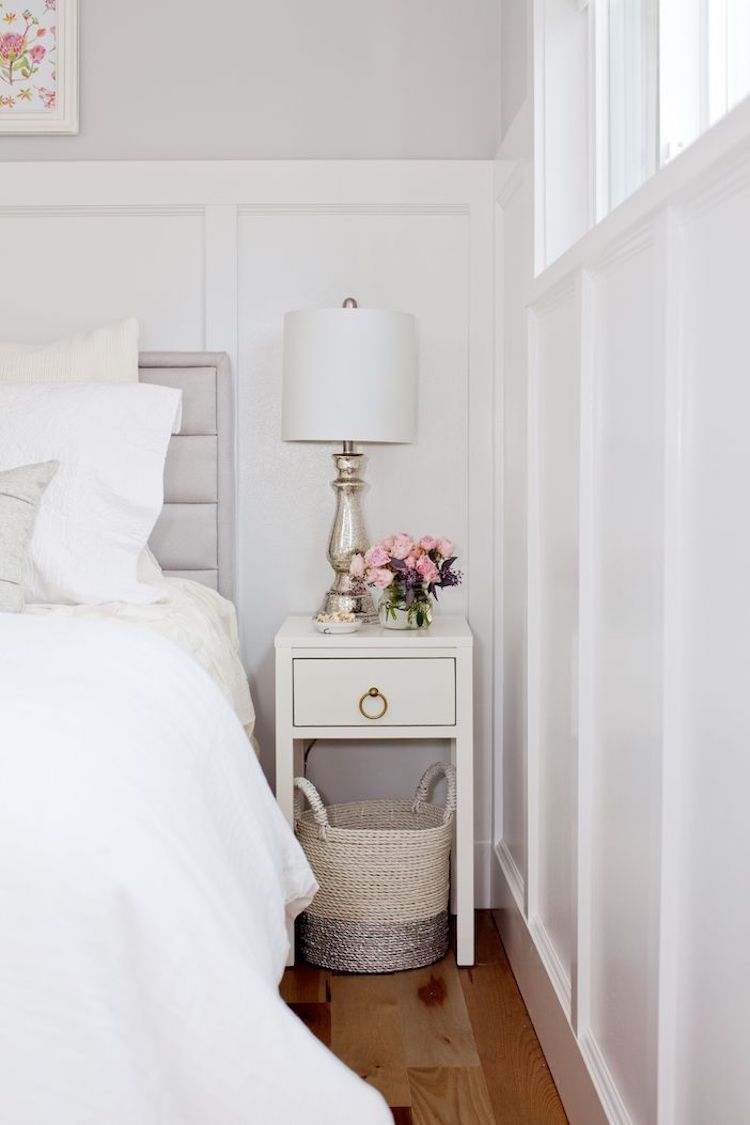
top-left (2, 0), bottom-right (500, 160)
top-left (501, 0), bottom-right (528, 139)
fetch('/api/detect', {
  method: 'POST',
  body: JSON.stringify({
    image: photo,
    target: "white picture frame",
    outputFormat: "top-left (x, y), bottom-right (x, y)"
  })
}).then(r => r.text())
top-left (0, 0), bottom-right (78, 134)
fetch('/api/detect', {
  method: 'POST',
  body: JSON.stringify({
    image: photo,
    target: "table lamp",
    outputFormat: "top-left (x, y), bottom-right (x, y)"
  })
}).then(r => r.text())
top-left (282, 298), bottom-right (417, 620)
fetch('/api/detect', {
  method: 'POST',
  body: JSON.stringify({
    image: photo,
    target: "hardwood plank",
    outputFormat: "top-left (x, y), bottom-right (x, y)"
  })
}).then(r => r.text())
top-left (287, 1001), bottom-right (331, 1048)
top-left (474, 909), bottom-right (504, 965)
top-left (459, 920), bottom-right (568, 1125)
top-left (395, 952), bottom-right (480, 1069)
top-left (284, 916), bottom-right (568, 1124)
top-left (279, 963), bottom-right (330, 1003)
top-left (408, 1067), bottom-right (495, 1125)
top-left (330, 974), bottom-right (411, 1107)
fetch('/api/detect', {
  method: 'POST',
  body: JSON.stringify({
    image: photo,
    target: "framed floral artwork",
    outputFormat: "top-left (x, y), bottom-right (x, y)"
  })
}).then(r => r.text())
top-left (0, 0), bottom-right (77, 133)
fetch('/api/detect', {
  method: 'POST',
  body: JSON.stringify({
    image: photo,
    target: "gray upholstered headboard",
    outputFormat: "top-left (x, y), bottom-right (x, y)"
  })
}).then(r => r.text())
top-left (140, 352), bottom-right (235, 600)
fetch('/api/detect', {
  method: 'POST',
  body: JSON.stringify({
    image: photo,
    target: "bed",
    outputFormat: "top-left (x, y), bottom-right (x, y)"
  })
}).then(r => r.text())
top-left (0, 353), bottom-right (390, 1125)
top-left (23, 353), bottom-right (255, 735)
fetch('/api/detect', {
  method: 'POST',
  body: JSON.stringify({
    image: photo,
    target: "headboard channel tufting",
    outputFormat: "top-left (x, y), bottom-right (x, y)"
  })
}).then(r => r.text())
top-left (139, 352), bottom-right (235, 600)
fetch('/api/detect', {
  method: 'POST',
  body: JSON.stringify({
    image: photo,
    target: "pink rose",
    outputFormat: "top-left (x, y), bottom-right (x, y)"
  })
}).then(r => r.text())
top-left (380, 534), bottom-right (395, 550)
top-left (405, 550), bottom-right (420, 570)
top-left (37, 86), bottom-right (55, 109)
top-left (437, 538), bottom-right (455, 559)
top-left (368, 567), bottom-right (394, 589)
top-left (30, 45), bottom-right (46, 63)
top-left (364, 545), bottom-right (390, 569)
top-left (349, 553), bottom-right (365, 579)
top-left (390, 533), bottom-right (415, 560)
top-left (416, 555), bottom-right (440, 583)
top-left (420, 536), bottom-right (438, 552)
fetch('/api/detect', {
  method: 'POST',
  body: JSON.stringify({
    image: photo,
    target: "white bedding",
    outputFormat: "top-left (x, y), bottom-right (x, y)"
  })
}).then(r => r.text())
top-left (0, 614), bottom-right (390, 1125)
top-left (24, 572), bottom-right (256, 734)
top-left (0, 382), bottom-right (181, 606)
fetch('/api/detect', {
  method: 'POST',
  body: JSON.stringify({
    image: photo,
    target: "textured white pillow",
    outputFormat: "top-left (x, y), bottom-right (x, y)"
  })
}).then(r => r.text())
top-left (137, 546), bottom-right (164, 583)
top-left (0, 384), bottom-right (181, 606)
top-left (0, 318), bottom-right (138, 384)
top-left (0, 461), bottom-right (58, 613)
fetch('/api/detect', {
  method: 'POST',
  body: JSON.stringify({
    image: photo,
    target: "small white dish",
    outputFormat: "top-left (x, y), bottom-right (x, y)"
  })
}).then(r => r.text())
top-left (313, 619), bottom-right (362, 635)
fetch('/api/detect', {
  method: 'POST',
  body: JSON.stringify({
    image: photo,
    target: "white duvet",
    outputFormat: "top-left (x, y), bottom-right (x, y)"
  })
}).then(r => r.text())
top-left (0, 614), bottom-right (390, 1125)
top-left (24, 570), bottom-right (256, 734)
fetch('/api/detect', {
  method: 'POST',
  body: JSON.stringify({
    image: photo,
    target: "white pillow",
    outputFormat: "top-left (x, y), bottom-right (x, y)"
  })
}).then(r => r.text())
top-left (0, 461), bottom-right (58, 613)
top-left (0, 318), bottom-right (138, 384)
top-left (137, 546), bottom-right (164, 584)
top-left (0, 384), bottom-right (181, 606)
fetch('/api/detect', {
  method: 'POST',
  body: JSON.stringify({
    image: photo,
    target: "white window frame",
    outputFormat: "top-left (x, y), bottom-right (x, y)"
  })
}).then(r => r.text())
top-left (534, 0), bottom-right (750, 273)
top-left (590, 0), bottom-right (659, 219)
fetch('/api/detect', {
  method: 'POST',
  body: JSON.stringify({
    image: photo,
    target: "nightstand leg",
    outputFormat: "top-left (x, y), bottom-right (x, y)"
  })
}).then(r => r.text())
top-left (453, 729), bottom-right (475, 966)
top-left (275, 653), bottom-right (297, 966)
top-left (276, 731), bottom-right (296, 967)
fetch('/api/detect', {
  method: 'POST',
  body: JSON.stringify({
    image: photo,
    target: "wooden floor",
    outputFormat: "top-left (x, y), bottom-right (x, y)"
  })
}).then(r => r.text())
top-left (281, 911), bottom-right (568, 1125)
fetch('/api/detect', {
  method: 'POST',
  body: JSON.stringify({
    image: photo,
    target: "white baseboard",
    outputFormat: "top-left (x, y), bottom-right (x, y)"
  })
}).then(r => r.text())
top-left (529, 914), bottom-right (572, 1019)
top-left (493, 845), bottom-right (609, 1125)
top-left (495, 836), bottom-right (525, 911)
top-left (579, 1032), bottom-right (634, 1125)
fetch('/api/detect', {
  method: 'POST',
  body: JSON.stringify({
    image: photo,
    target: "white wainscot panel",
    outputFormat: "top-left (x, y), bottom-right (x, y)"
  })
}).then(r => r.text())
top-left (530, 285), bottom-right (580, 1011)
top-left (236, 211), bottom-right (470, 783)
top-left (500, 171), bottom-right (533, 892)
top-left (587, 237), bottom-right (662, 1125)
top-left (0, 210), bottom-right (205, 349)
top-left (672, 184), bottom-right (750, 1125)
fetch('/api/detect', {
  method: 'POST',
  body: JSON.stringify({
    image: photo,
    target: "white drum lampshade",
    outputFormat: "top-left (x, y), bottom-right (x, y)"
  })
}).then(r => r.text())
top-left (281, 301), bottom-right (418, 620)
top-left (282, 307), bottom-right (417, 443)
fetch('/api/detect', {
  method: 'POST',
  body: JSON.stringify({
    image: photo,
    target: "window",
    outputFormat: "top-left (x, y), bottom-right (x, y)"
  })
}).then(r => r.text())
top-left (594, 0), bottom-right (750, 219)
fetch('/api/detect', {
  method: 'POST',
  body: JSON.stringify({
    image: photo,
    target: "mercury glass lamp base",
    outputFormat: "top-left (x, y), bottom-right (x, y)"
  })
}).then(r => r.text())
top-left (318, 446), bottom-right (379, 623)
top-left (319, 587), bottom-right (378, 622)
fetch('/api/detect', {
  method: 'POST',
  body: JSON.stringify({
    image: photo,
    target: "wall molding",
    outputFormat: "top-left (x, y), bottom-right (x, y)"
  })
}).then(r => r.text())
top-left (575, 266), bottom-right (596, 1039)
top-left (580, 1032), bottom-right (635, 1125)
top-left (586, 220), bottom-right (656, 278)
top-left (529, 94), bottom-right (750, 302)
top-left (237, 203), bottom-right (471, 216)
top-left (495, 839), bottom-right (525, 912)
top-left (500, 102), bottom-right (750, 1120)
top-left (674, 137), bottom-right (750, 223)
top-left (0, 161), bottom-right (496, 904)
top-left (529, 916), bottom-right (573, 1019)
top-left (495, 159), bottom-right (527, 209)
top-left (494, 849), bottom-right (608, 1125)
top-left (0, 205), bottom-right (205, 219)
top-left (654, 208), bottom-right (687, 1125)
top-left (530, 272), bottom-right (578, 315)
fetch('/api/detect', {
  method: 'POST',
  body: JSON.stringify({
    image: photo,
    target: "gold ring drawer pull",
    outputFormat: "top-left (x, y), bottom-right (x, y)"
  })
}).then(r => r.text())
top-left (358, 687), bottom-right (388, 720)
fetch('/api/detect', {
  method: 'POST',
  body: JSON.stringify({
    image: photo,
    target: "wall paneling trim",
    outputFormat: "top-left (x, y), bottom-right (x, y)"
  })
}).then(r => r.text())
top-left (495, 98), bottom-right (750, 1125)
top-left (0, 160), bottom-right (495, 906)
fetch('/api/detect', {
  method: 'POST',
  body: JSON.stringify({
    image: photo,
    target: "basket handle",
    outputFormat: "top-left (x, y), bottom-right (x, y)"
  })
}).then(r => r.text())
top-left (411, 762), bottom-right (456, 824)
top-left (293, 777), bottom-right (330, 836)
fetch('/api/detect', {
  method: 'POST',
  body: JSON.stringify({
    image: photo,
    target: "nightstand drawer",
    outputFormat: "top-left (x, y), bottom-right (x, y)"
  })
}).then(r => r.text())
top-left (292, 657), bottom-right (456, 727)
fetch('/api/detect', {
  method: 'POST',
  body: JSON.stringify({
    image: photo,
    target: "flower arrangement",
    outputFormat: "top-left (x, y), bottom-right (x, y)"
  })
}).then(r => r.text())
top-left (350, 533), bottom-right (462, 629)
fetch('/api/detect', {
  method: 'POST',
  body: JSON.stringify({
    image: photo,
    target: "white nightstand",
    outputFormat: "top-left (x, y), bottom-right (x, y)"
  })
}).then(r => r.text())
top-left (274, 614), bottom-right (474, 966)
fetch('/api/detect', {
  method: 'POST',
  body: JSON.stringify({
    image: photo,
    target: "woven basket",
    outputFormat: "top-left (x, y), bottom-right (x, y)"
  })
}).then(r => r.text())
top-left (293, 762), bottom-right (456, 973)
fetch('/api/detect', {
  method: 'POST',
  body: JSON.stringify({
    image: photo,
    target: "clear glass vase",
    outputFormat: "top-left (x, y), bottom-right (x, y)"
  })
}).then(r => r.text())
top-left (378, 591), bottom-right (433, 630)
